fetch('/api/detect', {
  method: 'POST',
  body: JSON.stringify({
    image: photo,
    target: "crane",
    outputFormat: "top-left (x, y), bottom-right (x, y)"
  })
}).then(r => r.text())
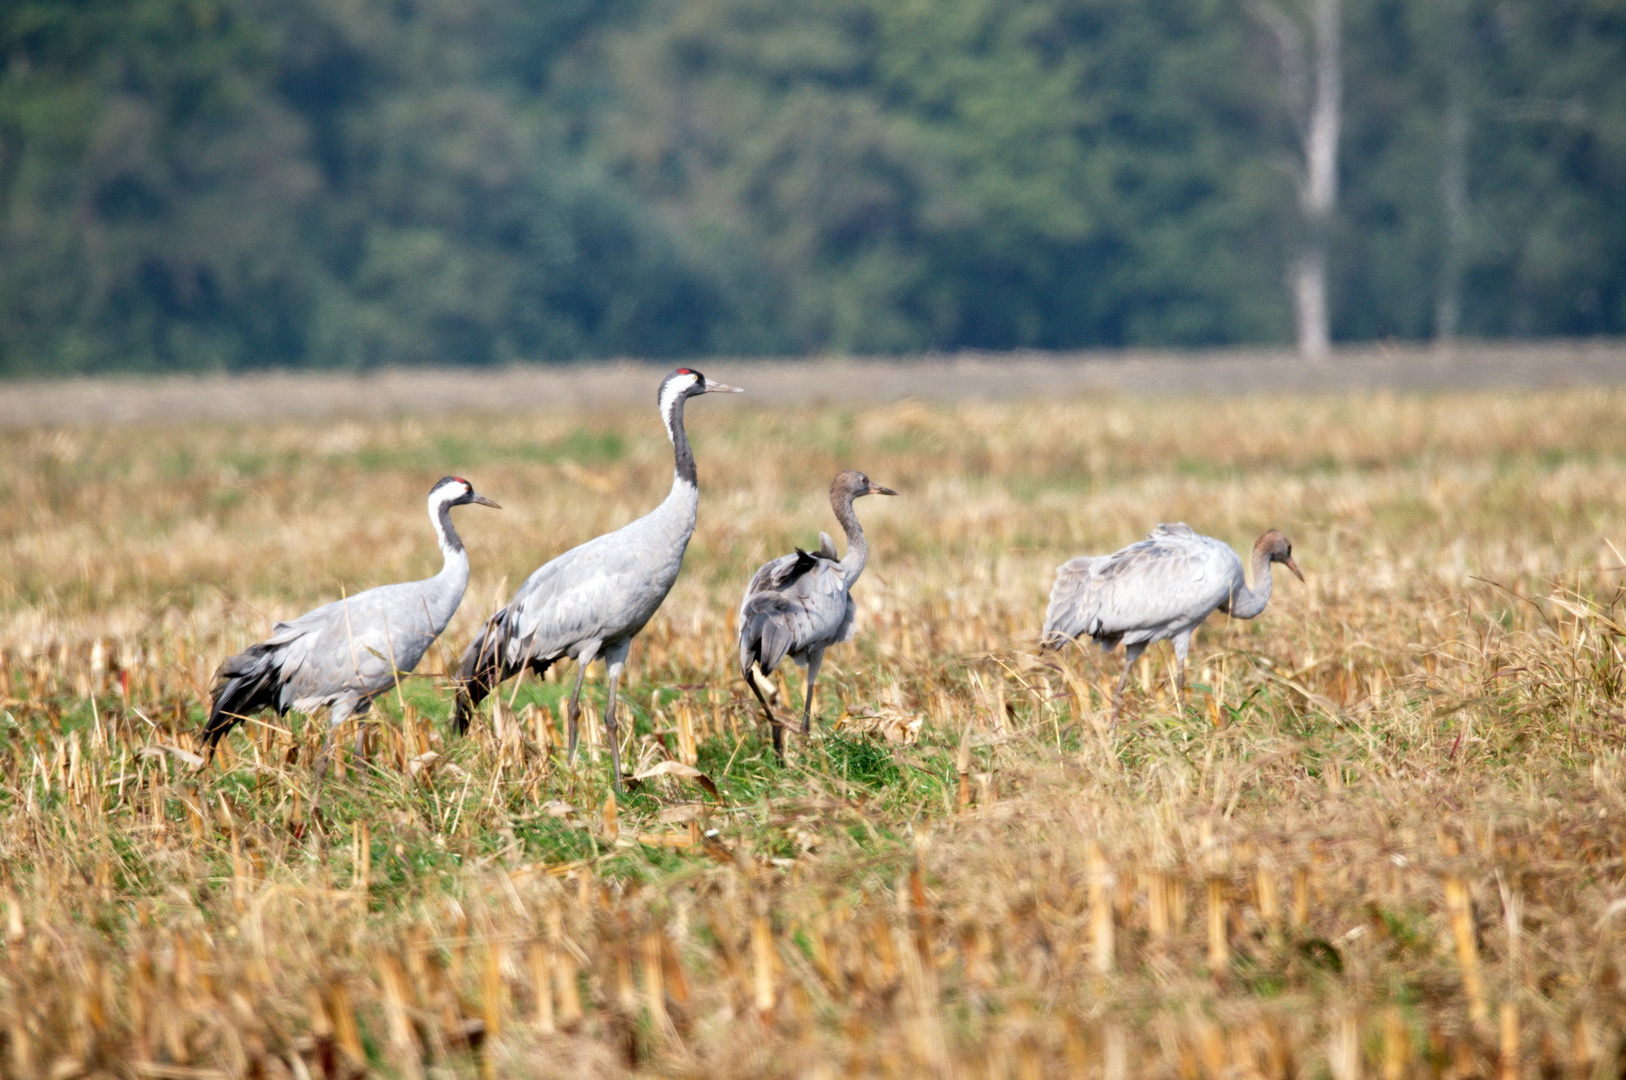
top-left (1041, 523), bottom-right (1302, 714)
top-left (203, 475), bottom-right (500, 756)
top-left (452, 367), bottom-right (742, 790)
top-left (738, 468), bottom-right (896, 759)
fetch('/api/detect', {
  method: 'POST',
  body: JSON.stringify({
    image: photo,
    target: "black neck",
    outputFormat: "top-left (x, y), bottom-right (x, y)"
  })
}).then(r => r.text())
top-left (436, 499), bottom-right (464, 555)
top-left (668, 392), bottom-right (697, 486)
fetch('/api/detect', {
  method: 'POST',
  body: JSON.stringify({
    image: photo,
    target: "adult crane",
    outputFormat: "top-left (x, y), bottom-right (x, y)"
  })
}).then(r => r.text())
top-left (737, 468), bottom-right (896, 759)
top-left (1041, 523), bottom-right (1302, 715)
top-left (202, 476), bottom-right (500, 755)
top-left (453, 367), bottom-right (742, 790)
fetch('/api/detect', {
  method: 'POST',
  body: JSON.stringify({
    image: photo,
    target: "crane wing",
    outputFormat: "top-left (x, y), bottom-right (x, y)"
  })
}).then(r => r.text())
top-left (1043, 525), bottom-right (1240, 648)
top-left (276, 589), bottom-right (438, 707)
top-left (832, 591), bottom-right (859, 644)
top-left (204, 575), bottom-right (455, 745)
top-left (490, 541), bottom-right (672, 668)
top-left (738, 552), bottom-right (850, 673)
top-left (1042, 554), bottom-right (1108, 646)
top-left (741, 549), bottom-right (819, 603)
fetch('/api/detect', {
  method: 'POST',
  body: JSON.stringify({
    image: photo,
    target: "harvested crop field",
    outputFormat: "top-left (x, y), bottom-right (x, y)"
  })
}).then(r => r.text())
top-left (3, 372), bottom-right (1626, 1078)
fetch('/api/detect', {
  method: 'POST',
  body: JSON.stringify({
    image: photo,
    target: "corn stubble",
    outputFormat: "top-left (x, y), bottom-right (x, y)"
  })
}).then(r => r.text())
top-left (2, 388), bottom-right (1626, 1077)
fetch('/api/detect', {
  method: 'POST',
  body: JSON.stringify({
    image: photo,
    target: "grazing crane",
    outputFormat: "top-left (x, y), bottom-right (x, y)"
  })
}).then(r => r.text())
top-left (453, 367), bottom-right (742, 790)
top-left (202, 476), bottom-right (500, 755)
top-left (738, 469), bottom-right (897, 759)
top-left (1041, 523), bottom-right (1302, 714)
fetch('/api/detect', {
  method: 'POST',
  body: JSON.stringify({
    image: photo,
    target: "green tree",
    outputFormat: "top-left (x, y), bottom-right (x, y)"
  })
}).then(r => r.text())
top-left (590, 0), bottom-right (1295, 353)
top-left (0, 0), bottom-right (727, 374)
top-left (2, 0), bottom-right (1624, 372)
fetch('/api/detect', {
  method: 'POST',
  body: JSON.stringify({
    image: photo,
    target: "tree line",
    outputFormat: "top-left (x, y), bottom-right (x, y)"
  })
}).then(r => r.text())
top-left (0, 0), bottom-right (1621, 374)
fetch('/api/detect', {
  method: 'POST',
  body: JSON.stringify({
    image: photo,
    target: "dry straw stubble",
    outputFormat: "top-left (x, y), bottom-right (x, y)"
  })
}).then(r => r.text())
top-left (1, 385), bottom-right (1625, 1076)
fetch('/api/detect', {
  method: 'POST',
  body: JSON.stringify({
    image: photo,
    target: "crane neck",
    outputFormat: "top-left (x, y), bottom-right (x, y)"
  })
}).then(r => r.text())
top-left (1229, 549), bottom-right (1275, 620)
top-left (661, 385), bottom-right (699, 491)
top-left (832, 490), bottom-right (868, 587)
top-left (431, 496), bottom-right (471, 580)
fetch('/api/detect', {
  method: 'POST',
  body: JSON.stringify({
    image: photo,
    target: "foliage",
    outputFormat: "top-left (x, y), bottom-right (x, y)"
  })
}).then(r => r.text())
top-left (0, 0), bottom-right (1624, 371)
top-left (0, 0), bottom-right (727, 374)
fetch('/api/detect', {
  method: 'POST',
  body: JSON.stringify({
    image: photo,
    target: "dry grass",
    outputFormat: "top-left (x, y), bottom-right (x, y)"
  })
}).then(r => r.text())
top-left (3, 386), bottom-right (1626, 1078)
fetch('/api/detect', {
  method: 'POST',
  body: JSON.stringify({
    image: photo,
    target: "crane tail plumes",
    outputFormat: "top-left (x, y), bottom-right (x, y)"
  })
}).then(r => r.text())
top-left (452, 622), bottom-right (503, 734)
top-left (202, 643), bottom-right (285, 747)
top-left (1041, 556), bottom-right (1101, 649)
top-left (738, 598), bottom-right (796, 679)
top-left (453, 614), bottom-right (547, 734)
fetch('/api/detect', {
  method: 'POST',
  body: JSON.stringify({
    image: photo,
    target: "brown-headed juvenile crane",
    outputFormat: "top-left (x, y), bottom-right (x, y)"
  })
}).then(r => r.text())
top-left (202, 476), bottom-right (500, 755)
top-left (453, 368), bottom-right (741, 791)
top-left (1041, 523), bottom-right (1303, 715)
top-left (738, 468), bottom-right (897, 759)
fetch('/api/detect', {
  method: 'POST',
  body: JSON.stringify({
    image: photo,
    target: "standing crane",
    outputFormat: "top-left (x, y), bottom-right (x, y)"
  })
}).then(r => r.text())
top-left (738, 468), bottom-right (896, 759)
top-left (452, 367), bottom-right (742, 790)
top-left (1041, 523), bottom-right (1302, 715)
top-left (203, 476), bottom-right (500, 755)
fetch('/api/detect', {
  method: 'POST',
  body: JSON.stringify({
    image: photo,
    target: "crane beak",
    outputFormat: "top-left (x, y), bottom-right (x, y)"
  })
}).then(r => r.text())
top-left (868, 484), bottom-right (899, 496)
top-left (469, 494), bottom-right (502, 509)
top-left (703, 378), bottom-right (744, 394)
top-left (1284, 555), bottom-right (1304, 582)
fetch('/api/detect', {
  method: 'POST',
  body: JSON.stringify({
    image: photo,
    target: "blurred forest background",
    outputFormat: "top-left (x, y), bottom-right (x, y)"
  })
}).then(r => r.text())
top-left (0, 0), bottom-right (1622, 375)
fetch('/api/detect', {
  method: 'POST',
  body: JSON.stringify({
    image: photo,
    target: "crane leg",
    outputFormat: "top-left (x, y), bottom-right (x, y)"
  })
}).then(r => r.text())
top-left (315, 698), bottom-right (358, 781)
top-left (602, 654), bottom-right (627, 793)
top-left (800, 649), bottom-right (824, 737)
top-left (350, 701), bottom-right (377, 758)
top-left (564, 643), bottom-right (601, 764)
top-left (564, 659), bottom-right (590, 763)
top-left (1113, 643), bottom-right (1148, 722)
top-left (743, 664), bottom-right (784, 763)
top-left (1172, 631), bottom-right (1193, 701)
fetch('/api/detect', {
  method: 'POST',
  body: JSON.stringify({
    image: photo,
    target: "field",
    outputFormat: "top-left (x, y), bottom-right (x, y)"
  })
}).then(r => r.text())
top-left (3, 381), bottom-right (1626, 1078)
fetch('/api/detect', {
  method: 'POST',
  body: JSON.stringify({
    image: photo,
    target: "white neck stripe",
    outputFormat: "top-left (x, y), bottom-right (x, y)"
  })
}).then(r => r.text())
top-left (427, 485), bottom-right (467, 556)
top-left (659, 376), bottom-right (695, 439)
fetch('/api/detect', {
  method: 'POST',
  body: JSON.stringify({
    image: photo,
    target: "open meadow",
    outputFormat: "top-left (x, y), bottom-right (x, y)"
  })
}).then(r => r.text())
top-left (4, 381), bottom-right (1626, 1078)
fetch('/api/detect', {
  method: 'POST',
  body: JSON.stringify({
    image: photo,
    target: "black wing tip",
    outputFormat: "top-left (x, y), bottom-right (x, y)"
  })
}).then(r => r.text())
top-left (201, 715), bottom-right (232, 748)
top-left (201, 685), bottom-right (277, 745)
top-left (200, 641), bottom-right (292, 747)
top-left (450, 618), bottom-right (549, 736)
top-left (450, 672), bottom-right (485, 735)
top-left (737, 605), bottom-right (791, 676)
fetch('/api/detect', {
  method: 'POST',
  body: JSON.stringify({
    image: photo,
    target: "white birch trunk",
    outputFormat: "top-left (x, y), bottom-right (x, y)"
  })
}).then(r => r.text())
top-left (1435, 92), bottom-right (1468, 343)
top-left (1297, 0), bottom-right (1340, 360)
top-left (1254, 0), bottom-right (1341, 361)
top-left (1292, 246), bottom-right (1329, 359)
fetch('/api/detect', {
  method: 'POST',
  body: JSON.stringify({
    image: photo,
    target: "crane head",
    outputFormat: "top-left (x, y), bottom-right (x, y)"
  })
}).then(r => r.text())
top-left (1255, 529), bottom-right (1303, 582)
top-left (432, 476), bottom-right (501, 510)
top-left (663, 367), bottom-right (744, 404)
top-left (833, 468), bottom-right (899, 502)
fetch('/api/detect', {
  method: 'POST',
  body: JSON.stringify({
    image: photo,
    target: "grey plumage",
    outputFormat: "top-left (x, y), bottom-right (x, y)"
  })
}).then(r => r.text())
top-left (453, 367), bottom-right (742, 790)
top-left (203, 476), bottom-right (500, 751)
top-left (1041, 523), bottom-right (1303, 713)
top-left (738, 468), bottom-right (897, 759)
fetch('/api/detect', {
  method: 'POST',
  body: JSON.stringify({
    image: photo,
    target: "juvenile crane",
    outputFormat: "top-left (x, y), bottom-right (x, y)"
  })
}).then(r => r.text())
top-left (1042, 524), bottom-right (1302, 714)
top-left (453, 368), bottom-right (742, 790)
top-left (738, 468), bottom-right (896, 759)
top-left (203, 476), bottom-right (500, 754)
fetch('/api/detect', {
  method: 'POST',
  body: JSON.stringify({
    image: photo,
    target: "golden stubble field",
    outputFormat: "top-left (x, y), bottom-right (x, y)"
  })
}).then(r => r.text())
top-left (3, 385), bottom-right (1626, 1079)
